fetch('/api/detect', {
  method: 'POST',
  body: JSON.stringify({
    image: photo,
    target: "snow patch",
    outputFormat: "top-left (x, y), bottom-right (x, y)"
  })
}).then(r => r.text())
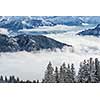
top-left (0, 28), bottom-right (9, 35)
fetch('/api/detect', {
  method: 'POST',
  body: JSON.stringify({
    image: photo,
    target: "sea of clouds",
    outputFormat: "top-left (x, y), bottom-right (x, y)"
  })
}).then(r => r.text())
top-left (0, 25), bottom-right (100, 80)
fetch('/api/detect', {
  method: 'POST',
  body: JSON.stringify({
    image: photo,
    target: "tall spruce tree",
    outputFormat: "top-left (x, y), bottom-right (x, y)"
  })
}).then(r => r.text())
top-left (71, 64), bottom-right (76, 82)
top-left (44, 62), bottom-right (55, 83)
top-left (54, 67), bottom-right (59, 83)
top-left (0, 75), bottom-right (3, 83)
top-left (77, 58), bottom-right (100, 83)
top-left (16, 77), bottom-right (20, 83)
top-left (94, 58), bottom-right (100, 82)
top-left (59, 62), bottom-right (66, 83)
top-left (77, 60), bottom-right (91, 83)
top-left (65, 63), bottom-right (75, 83)
top-left (5, 76), bottom-right (8, 83)
top-left (59, 63), bottom-right (75, 83)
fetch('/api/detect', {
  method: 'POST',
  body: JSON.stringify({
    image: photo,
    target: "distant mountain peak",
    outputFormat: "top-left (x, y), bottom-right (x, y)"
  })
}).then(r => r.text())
top-left (1, 16), bottom-right (100, 33)
top-left (95, 24), bottom-right (100, 29)
top-left (77, 24), bottom-right (100, 36)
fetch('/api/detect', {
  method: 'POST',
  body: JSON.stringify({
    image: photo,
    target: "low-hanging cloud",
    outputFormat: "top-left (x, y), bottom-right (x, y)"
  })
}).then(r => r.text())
top-left (0, 25), bottom-right (100, 80)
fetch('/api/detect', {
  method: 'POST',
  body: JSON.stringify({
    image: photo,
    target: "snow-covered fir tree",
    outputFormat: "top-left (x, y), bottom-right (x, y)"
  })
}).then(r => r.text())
top-left (0, 58), bottom-right (100, 83)
top-left (0, 75), bottom-right (3, 83)
top-left (44, 62), bottom-right (55, 83)
top-left (77, 60), bottom-right (91, 83)
top-left (64, 63), bottom-right (76, 83)
top-left (77, 58), bottom-right (100, 83)
top-left (54, 67), bottom-right (59, 83)
top-left (59, 62), bottom-right (66, 83)
top-left (95, 58), bottom-right (100, 82)
top-left (70, 64), bottom-right (76, 82)
top-left (59, 63), bottom-right (76, 83)
top-left (5, 76), bottom-right (8, 83)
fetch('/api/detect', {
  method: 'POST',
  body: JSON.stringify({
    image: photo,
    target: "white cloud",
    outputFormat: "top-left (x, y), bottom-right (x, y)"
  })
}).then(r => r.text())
top-left (0, 25), bottom-right (100, 81)
top-left (19, 25), bottom-right (95, 33)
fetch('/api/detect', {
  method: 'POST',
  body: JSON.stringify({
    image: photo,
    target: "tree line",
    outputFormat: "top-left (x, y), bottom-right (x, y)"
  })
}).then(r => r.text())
top-left (0, 75), bottom-right (39, 83)
top-left (0, 58), bottom-right (100, 83)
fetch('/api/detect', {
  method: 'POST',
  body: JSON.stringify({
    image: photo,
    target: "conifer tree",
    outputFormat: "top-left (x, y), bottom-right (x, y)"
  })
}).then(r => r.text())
top-left (41, 79), bottom-right (45, 83)
top-left (54, 67), bottom-right (59, 83)
top-left (59, 63), bottom-right (66, 83)
top-left (5, 76), bottom-right (8, 83)
top-left (65, 63), bottom-right (75, 83)
top-left (71, 64), bottom-right (76, 82)
top-left (0, 75), bottom-right (3, 83)
top-left (33, 80), bottom-right (36, 83)
top-left (95, 58), bottom-right (100, 82)
top-left (59, 63), bottom-right (75, 83)
top-left (44, 62), bottom-right (55, 83)
top-left (37, 80), bottom-right (39, 83)
top-left (16, 77), bottom-right (20, 83)
top-left (77, 59), bottom-right (93, 83)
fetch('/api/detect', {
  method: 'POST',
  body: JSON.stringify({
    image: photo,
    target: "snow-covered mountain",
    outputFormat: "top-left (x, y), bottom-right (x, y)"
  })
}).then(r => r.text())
top-left (78, 24), bottom-right (100, 36)
top-left (0, 22), bottom-right (100, 80)
top-left (0, 16), bottom-right (55, 32)
top-left (0, 34), bottom-right (71, 52)
top-left (0, 16), bottom-right (100, 33)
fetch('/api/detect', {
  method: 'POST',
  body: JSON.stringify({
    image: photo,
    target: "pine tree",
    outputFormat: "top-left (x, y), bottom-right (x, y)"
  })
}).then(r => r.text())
top-left (59, 63), bottom-right (75, 83)
top-left (0, 75), bottom-right (3, 83)
top-left (12, 76), bottom-right (16, 83)
top-left (16, 77), bottom-right (20, 83)
top-left (71, 64), bottom-right (76, 82)
top-left (41, 79), bottom-right (45, 83)
top-left (9, 76), bottom-right (12, 83)
top-left (26, 80), bottom-right (32, 83)
top-left (68, 64), bottom-right (70, 69)
top-left (37, 80), bottom-right (39, 83)
top-left (5, 76), bottom-right (8, 83)
top-left (65, 64), bottom-right (75, 83)
top-left (54, 67), bottom-right (59, 83)
top-left (59, 63), bottom-right (66, 83)
top-left (64, 64), bottom-right (71, 82)
top-left (33, 80), bottom-right (36, 83)
top-left (44, 62), bottom-right (55, 83)
top-left (77, 59), bottom-right (95, 83)
top-left (95, 58), bottom-right (100, 82)
top-left (77, 60), bottom-right (90, 83)
top-left (87, 58), bottom-right (100, 83)
top-left (9, 76), bottom-right (16, 83)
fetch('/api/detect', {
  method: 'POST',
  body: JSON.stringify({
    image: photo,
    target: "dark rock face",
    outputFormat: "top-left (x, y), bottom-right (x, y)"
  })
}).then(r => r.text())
top-left (0, 34), bottom-right (72, 52)
top-left (78, 24), bottom-right (100, 36)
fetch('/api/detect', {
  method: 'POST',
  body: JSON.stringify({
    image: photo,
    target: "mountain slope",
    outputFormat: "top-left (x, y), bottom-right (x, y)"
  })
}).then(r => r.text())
top-left (77, 24), bottom-right (100, 36)
top-left (0, 34), bottom-right (72, 52)
top-left (0, 16), bottom-right (100, 32)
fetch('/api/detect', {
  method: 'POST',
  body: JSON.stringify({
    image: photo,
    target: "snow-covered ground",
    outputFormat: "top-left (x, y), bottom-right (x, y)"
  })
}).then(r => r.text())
top-left (0, 25), bottom-right (100, 80)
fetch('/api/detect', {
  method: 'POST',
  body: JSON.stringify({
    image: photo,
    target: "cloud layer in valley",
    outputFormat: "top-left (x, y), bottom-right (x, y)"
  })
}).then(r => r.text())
top-left (0, 25), bottom-right (100, 80)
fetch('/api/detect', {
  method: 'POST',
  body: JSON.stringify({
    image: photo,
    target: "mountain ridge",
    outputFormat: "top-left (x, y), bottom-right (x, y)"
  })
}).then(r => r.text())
top-left (0, 16), bottom-right (100, 32)
top-left (77, 24), bottom-right (100, 36)
top-left (0, 34), bottom-right (72, 52)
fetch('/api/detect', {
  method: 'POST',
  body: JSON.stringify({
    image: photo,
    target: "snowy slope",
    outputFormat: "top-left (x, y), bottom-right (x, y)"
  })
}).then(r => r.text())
top-left (78, 24), bottom-right (100, 36)
top-left (0, 34), bottom-right (71, 52)
top-left (0, 16), bottom-right (100, 33)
